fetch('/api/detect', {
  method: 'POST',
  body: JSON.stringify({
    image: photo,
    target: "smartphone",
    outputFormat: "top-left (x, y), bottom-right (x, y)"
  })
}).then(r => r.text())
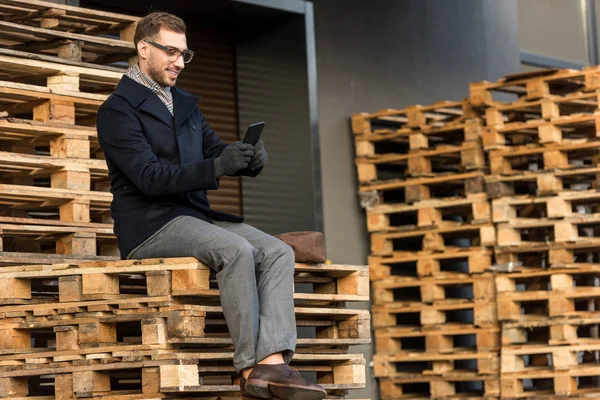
top-left (243, 122), bottom-right (265, 145)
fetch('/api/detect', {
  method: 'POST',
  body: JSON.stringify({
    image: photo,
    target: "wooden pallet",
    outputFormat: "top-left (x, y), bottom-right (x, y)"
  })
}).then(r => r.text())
top-left (352, 100), bottom-right (477, 135)
top-left (496, 214), bottom-right (600, 246)
top-left (500, 364), bottom-right (600, 398)
top-left (485, 167), bottom-right (600, 199)
top-left (495, 242), bottom-right (600, 270)
top-left (492, 190), bottom-right (600, 223)
top-left (0, 0), bottom-right (138, 66)
top-left (502, 315), bottom-right (600, 347)
top-left (379, 374), bottom-right (500, 400)
top-left (469, 66), bottom-right (600, 106)
top-left (354, 119), bottom-right (483, 156)
top-left (501, 342), bottom-right (600, 373)
top-left (375, 324), bottom-right (499, 354)
top-left (484, 91), bottom-right (599, 127)
top-left (0, 301), bottom-right (370, 358)
top-left (372, 299), bottom-right (497, 329)
top-left (366, 194), bottom-right (491, 233)
top-left (0, 258), bottom-right (370, 305)
top-left (370, 223), bottom-right (495, 256)
top-left (489, 141), bottom-right (600, 176)
top-left (356, 142), bottom-right (485, 182)
top-left (360, 171), bottom-right (486, 204)
top-left (0, 353), bottom-right (366, 398)
top-left (372, 275), bottom-right (494, 305)
top-left (483, 112), bottom-right (600, 150)
top-left (369, 248), bottom-right (492, 281)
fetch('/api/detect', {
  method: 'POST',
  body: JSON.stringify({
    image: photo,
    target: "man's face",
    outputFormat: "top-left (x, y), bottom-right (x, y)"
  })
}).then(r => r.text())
top-left (141, 28), bottom-right (188, 87)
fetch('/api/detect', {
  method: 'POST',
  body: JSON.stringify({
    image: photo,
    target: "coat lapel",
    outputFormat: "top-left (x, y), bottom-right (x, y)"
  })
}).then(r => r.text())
top-left (114, 76), bottom-right (174, 129)
top-left (172, 87), bottom-right (200, 130)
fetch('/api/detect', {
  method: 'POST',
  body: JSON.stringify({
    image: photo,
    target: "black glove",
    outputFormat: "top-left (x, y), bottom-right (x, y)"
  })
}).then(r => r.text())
top-left (214, 141), bottom-right (253, 177)
top-left (249, 140), bottom-right (268, 170)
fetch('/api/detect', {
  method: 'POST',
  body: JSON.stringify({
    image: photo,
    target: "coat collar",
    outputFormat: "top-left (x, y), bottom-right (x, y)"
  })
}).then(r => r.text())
top-left (113, 75), bottom-right (200, 130)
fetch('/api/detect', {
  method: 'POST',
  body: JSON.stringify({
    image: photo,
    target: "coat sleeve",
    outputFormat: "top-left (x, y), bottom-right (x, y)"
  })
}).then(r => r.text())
top-left (200, 111), bottom-right (228, 159)
top-left (97, 100), bottom-right (219, 197)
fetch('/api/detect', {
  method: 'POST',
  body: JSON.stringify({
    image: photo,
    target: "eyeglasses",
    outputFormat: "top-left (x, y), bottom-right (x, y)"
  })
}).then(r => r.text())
top-left (144, 40), bottom-right (195, 63)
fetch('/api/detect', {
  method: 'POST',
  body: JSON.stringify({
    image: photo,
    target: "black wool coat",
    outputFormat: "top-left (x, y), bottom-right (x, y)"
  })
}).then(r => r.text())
top-left (97, 76), bottom-right (259, 258)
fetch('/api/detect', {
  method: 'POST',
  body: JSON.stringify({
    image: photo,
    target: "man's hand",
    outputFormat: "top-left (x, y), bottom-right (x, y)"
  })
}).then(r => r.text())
top-left (249, 140), bottom-right (268, 170)
top-left (214, 141), bottom-right (253, 177)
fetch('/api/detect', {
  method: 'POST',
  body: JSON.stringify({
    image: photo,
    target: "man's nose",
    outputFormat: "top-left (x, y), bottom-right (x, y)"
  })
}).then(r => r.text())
top-left (175, 54), bottom-right (185, 69)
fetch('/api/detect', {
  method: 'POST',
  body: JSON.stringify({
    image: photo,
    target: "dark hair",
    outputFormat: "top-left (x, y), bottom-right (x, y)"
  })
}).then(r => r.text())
top-left (133, 12), bottom-right (186, 48)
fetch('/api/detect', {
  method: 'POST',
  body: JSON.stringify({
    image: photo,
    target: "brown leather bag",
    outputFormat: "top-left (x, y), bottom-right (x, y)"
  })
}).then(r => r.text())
top-left (275, 231), bottom-right (326, 263)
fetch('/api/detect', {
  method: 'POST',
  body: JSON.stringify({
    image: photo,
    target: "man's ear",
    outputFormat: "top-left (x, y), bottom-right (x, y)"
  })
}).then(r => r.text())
top-left (137, 40), bottom-right (149, 60)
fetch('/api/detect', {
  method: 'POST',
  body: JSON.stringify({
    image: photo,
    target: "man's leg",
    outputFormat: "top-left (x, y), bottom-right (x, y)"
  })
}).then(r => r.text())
top-left (215, 221), bottom-right (326, 400)
top-left (215, 221), bottom-right (297, 368)
top-left (126, 216), bottom-right (261, 373)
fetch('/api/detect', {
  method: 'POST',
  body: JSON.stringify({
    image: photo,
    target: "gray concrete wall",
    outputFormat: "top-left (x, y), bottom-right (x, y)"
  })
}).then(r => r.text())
top-left (313, 1), bottom-right (520, 397)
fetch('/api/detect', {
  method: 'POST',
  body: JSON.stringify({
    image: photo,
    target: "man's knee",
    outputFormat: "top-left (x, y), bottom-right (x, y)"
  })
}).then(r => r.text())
top-left (264, 240), bottom-right (294, 264)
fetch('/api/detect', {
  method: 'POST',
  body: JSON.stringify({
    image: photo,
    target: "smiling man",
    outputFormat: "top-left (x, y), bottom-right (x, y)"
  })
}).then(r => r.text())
top-left (96, 11), bottom-right (326, 400)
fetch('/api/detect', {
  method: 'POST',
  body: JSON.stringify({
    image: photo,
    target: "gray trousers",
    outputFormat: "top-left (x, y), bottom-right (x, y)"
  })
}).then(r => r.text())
top-left (126, 215), bottom-right (297, 373)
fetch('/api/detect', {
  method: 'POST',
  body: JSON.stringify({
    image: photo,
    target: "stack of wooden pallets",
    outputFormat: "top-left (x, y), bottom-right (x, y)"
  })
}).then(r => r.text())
top-left (0, 1), bottom-right (372, 399)
top-left (352, 102), bottom-right (500, 399)
top-left (473, 67), bottom-right (600, 398)
top-left (0, 258), bottom-right (370, 399)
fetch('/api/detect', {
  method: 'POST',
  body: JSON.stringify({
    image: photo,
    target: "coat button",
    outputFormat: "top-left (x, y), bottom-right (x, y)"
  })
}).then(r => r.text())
top-left (192, 124), bottom-right (196, 130)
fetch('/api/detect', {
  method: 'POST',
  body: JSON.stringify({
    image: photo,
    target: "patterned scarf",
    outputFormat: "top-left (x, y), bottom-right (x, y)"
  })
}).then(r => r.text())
top-left (126, 63), bottom-right (174, 115)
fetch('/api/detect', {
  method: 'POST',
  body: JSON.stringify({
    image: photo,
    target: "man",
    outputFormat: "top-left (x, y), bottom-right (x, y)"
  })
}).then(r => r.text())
top-left (97, 12), bottom-right (326, 400)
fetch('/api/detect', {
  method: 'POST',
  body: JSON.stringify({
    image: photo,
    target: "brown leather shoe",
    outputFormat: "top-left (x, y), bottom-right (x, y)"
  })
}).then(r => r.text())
top-left (240, 376), bottom-right (262, 399)
top-left (245, 364), bottom-right (327, 400)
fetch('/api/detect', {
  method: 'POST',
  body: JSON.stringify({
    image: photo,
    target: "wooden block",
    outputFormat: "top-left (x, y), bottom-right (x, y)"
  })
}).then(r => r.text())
top-left (55, 326), bottom-right (80, 351)
top-left (486, 181), bottom-right (515, 199)
top-left (502, 327), bottom-right (526, 345)
top-left (465, 175), bottom-right (485, 194)
top-left (544, 149), bottom-right (569, 170)
top-left (549, 296), bottom-right (574, 317)
top-left (477, 330), bottom-right (499, 350)
top-left (72, 371), bottom-right (110, 396)
top-left (418, 207), bottom-right (442, 227)
top-left (501, 354), bottom-right (523, 373)
top-left (0, 277), bottom-right (31, 300)
top-left (550, 324), bottom-right (578, 342)
top-left (59, 275), bottom-right (82, 302)
top-left (489, 153), bottom-right (511, 175)
top-left (421, 307), bottom-right (444, 325)
top-left (469, 82), bottom-right (492, 106)
top-left (367, 212), bottom-right (389, 232)
top-left (0, 327), bottom-right (30, 350)
top-left (51, 169), bottom-right (90, 190)
top-left (471, 198), bottom-right (491, 222)
top-left (333, 364), bottom-right (365, 385)
top-left (495, 276), bottom-right (516, 293)
top-left (431, 380), bottom-right (455, 398)
top-left (497, 298), bottom-right (519, 321)
top-left (485, 108), bottom-right (504, 127)
top-left (56, 232), bottom-right (96, 255)
top-left (371, 233), bottom-right (392, 255)
top-left (59, 199), bottom-right (90, 223)
top-left (34, 99), bottom-right (75, 124)
top-left (500, 377), bottom-right (521, 398)
top-left (474, 278), bottom-right (494, 298)
top-left (475, 302), bottom-right (497, 326)
top-left (354, 139), bottom-right (374, 157)
top-left (405, 184), bottom-right (430, 203)
top-left (469, 251), bottom-right (492, 274)
top-left (492, 202), bottom-right (516, 222)
top-left (58, 41), bottom-right (83, 62)
top-left (356, 163), bottom-right (377, 182)
top-left (351, 114), bottom-right (369, 135)
top-left (421, 283), bottom-right (444, 303)
top-left (0, 377), bottom-right (28, 397)
top-left (549, 248), bottom-right (574, 266)
top-left (378, 378), bottom-right (402, 397)
top-left (407, 156), bottom-right (431, 175)
top-left (553, 348), bottom-right (578, 369)
top-left (142, 367), bottom-right (160, 394)
top-left (167, 311), bottom-right (205, 338)
top-left (432, 360), bottom-right (453, 373)
top-left (554, 222), bottom-right (578, 242)
top-left (372, 311), bottom-right (395, 328)
top-left (482, 128), bottom-right (505, 148)
top-left (160, 364), bottom-right (199, 388)
top-left (147, 270), bottom-right (172, 296)
top-left (425, 333), bottom-right (452, 352)
top-left (406, 106), bottom-right (426, 128)
top-left (537, 174), bottom-right (563, 194)
top-left (171, 269), bottom-right (210, 295)
top-left (464, 118), bottom-right (483, 141)
top-left (526, 79), bottom-right (550, 99)
top-left (538, 123), bottom-right (562, 144)
top-left (547, 197), bottom-right (571, 218)
top-left (540, 98), bottom-right (560, 119)
top-left (55, 374), bottom-right (74, 400)
top-left (51, 136), bottom-right (90, 159)
top-left (554, 374), bottom-right (577, 395)
top-left (47, 74), bottom-right (80, 92)
top-left (417, 258), bottom-right (439, 276)
top-left (375, 335), bottom-right (401, 353)
top-left (423, 232), bottom-right (444, 251)
top-left (337, 271), bottom-right (369, 296)
top-left (551, 273), bottom-right (574, 290)
top-left (82, 273), bottom-right (119, 298)
top-left (141, 318), bottom-right (168, 345)
top-left (79, 322), bottom-right (116, 345)
top-left (480, 225), bottom-right (497, 246)
top-left (409, 132), bottom-right (428, 150)
top-left (497, 224), bottom-right (521, 246)
top-left (461, 147), bottom-right (485, 170)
